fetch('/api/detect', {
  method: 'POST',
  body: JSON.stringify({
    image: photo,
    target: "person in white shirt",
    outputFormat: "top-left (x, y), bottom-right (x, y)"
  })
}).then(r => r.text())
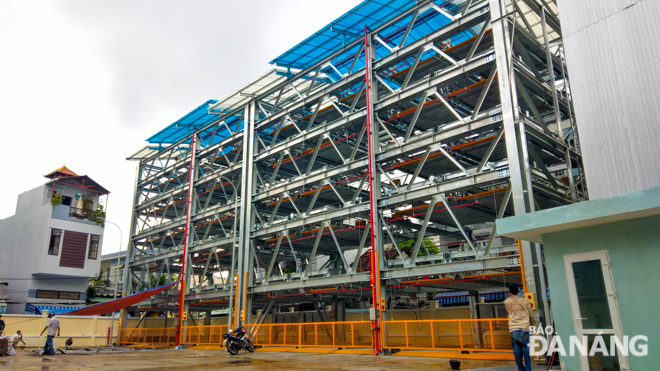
top-left (11, 331), bottom-right (25, 349)
top-left (40, 312), bottom-right (60, 356)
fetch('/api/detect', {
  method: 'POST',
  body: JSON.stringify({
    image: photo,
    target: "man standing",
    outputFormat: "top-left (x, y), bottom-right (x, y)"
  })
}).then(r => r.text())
top-left (40, 312), bottom-right (60, 355)
top-left (504, 283), bottom-right (533, 371)
top-left (11, 331), bottom-right (26, 349)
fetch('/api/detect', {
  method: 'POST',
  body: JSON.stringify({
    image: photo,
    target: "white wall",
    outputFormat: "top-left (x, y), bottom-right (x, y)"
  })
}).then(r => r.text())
top-left (0, 184), bottom-right (105, 313)
top-left (0, 186), bottom-right (53, 313)
top-left (558, 0), bottom-right (660, 199)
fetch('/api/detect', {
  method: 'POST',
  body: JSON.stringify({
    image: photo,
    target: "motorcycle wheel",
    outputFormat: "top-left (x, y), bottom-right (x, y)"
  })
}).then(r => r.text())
top-left (246, 339), bottom-right (255, 353)
top-left (226, 341), bottom-right (241, 355)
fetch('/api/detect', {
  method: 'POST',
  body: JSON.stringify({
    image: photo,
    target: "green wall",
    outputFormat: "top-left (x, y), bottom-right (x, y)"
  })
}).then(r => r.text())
top-left (543, 215), bottom-right (660, 370)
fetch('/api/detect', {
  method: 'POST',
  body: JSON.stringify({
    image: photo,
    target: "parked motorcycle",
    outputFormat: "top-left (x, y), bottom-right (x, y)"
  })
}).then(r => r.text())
top-left (222, 326), bottom-right (255, 355)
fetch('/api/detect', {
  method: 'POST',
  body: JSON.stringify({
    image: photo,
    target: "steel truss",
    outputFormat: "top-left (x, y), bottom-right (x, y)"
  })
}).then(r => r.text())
top-left (122, 0), bottom-right (585, 350)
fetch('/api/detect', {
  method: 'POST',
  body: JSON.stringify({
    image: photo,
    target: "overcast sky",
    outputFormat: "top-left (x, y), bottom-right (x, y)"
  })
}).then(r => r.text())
top-left (0, 0), bottom-right (362, 256)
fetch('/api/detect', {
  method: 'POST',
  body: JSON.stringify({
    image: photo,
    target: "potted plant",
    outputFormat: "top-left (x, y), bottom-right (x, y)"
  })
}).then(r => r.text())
top-left (51, 194), bottom-right (63, 206)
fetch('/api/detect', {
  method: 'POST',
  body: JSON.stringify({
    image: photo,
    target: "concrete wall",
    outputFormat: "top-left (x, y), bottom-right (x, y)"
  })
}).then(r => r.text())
top-left (0, 186), bottom-right (54, 313)
top-left (557, 0), bottom-right (660, 199)
top-left (0, 184), bottom-right (104, 313)
top-left (543, 215), bottom-right (660, 370)
top-left (1, 313), bottom-right (119, 348)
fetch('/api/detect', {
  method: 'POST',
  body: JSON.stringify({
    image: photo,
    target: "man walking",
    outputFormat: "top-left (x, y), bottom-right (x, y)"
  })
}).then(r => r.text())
top-left (504, 283), bottom-right (533, 371)
top-left (40, 312), bottom-right (60, 355)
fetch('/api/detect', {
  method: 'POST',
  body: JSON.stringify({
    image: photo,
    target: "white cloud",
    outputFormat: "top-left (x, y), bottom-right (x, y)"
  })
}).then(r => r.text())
top-left (0, 0), bottom-right (362, 256)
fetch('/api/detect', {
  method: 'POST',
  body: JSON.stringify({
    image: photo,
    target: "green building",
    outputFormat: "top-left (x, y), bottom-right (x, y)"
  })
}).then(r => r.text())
top-left (497, 187), bottom-right (660, 370)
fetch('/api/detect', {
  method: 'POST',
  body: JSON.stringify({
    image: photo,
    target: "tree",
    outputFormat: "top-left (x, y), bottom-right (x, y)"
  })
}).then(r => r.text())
top-left (86, 287), bottom-right (97, 304)
top-left (398, 238), bottom-right (440, 256)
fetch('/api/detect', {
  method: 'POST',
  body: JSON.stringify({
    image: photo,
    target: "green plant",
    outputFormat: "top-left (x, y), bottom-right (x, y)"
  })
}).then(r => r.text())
top-left (92, 205), bottom-right (106, 227)
top-left (150, 273), bottom-right (173, 287)
top-left (398, 238), bottom-right (439, 256)
top-left (89, 277), bottom-right (110, 287)
top-left (281, 268), bottom-right (295, 274)
top-left (86, 286), bottom-right (97, 304)
top-left (51, 194), bottom-right (63, 206)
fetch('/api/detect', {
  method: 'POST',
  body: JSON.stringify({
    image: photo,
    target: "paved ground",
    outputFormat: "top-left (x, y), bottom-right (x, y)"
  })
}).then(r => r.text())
top-left (0, 348), bottom-right (529, 370)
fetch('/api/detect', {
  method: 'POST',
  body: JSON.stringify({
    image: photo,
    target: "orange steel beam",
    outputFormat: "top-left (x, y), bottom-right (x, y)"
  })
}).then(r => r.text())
top-left (517, 240), bottom-right (528, 294)
top-left (390, 29), bottom-right (494, 79)
top-left (400, 271), bottom-right (521, 285)
top-left (396, 187), bottom-right (508, 214)
top-left (267, 133), bottom-right (504, 208)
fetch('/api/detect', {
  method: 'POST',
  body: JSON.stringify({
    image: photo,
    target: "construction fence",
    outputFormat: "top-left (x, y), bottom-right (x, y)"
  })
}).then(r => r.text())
top-left (119, 318), bottom-right (513, 354)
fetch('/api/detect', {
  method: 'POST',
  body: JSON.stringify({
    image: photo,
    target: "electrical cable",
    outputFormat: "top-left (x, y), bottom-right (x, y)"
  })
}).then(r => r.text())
top-left (416, 298), bottom-right (423, 330)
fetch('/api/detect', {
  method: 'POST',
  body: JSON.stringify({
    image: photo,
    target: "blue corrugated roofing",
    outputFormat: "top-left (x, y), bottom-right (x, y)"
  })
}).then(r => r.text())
top-left (146, 1), bottom-right (475, 146)
top-left (270, 0), bottom-right (415, 69)
top-left (147, 100), bottom-right (224, 145)
top-left (270, 0), bottom-right (469, 74)
top-left (25, 304), bottom-right (86, 315)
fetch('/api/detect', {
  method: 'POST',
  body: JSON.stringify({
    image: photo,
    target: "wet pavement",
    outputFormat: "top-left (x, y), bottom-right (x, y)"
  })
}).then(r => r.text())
top-left (0, 348), bottom-right (521, 370)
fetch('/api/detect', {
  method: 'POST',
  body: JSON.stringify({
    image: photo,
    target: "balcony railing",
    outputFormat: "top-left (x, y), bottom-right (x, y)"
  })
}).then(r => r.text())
top-left (69, 207), bottom-right (101, 223)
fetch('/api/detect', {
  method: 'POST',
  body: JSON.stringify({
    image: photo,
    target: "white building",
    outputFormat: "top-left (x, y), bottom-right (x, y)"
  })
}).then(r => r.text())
top-left (0, 166), bottom-right (109, 314)
top-left (92, 251), bottom-right (126, 303)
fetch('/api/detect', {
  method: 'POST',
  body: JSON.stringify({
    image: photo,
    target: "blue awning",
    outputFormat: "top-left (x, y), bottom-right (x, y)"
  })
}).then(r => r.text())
top-left (25, 304), bottom-right (86, 315)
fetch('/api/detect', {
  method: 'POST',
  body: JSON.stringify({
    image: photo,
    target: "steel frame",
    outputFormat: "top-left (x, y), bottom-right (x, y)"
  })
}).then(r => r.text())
top-left (122, 0), bottom-right (585, 353)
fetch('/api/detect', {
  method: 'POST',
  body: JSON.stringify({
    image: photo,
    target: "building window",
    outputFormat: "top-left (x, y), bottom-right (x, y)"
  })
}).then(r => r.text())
top-left (59, 291), bottom-right (81, 300)
top-left (88, 235), bottom-right (100, 260)
top-left (61, 196), bottom-right (72, 206)
top-left (35, 290), bottom-right (81, 300)
top-left (48, 229), bottom-right (62, 255)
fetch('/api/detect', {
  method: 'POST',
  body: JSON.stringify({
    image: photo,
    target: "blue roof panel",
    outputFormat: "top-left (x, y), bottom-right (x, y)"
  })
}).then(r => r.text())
top-left (270, 0), bottom-right (417, 69)
top-left (147, 100), bottom-right (226, 145)
top-left (272, 0), bottom-right (470, 76)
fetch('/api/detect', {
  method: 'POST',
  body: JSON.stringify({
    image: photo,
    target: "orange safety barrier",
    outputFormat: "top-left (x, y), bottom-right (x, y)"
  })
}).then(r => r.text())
top-left (382, 319), bottom-right (513, 352)
top-left (244, 321), bottom-right (373, 348)
top-left (181, 325), bottom-right (229, 345)
top-left (119, 327), bottom-right (178, 345)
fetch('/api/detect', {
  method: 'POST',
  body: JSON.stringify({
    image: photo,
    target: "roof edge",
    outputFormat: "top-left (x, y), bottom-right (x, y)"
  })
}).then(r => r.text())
top-left (497, 186), bottom-right (660, 244)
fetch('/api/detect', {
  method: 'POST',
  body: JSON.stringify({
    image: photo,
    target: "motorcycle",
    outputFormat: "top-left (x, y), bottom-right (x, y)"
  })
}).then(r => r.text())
top-left (222, 326), bottom-right (255, 355)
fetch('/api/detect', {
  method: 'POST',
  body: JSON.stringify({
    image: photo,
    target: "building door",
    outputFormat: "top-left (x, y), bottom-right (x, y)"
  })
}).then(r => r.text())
top-left (564, 251), bottom-right (628, 371)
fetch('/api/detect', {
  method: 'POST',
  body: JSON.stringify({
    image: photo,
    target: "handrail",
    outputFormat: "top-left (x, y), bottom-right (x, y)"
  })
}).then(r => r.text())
top-left (244, 321), bottom-right (372, 348)
top-left (382, 318), bottom-right (512, 353)
top-left (119, 327), bottom-right (177, 345)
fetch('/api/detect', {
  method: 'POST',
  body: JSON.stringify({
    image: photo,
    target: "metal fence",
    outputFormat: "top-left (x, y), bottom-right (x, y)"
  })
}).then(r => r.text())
top-left (382, 319), bottom-right (512, 352)
top-left (119, 327), bottom-right (177, 345)
top-left (244, 321), bottom-right (373, 348)
top-left (119, 319), bottom-right (513, 354)
top-left (181, 325), bottom-right (229, 345)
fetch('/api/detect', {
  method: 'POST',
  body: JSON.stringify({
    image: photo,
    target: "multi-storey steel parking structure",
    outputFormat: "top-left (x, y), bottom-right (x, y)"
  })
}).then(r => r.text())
top-left (123, 0), bottom-right (586, 352)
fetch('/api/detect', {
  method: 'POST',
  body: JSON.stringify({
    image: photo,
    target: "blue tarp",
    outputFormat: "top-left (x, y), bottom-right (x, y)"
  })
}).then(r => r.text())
top-left (25, 304), bottom-right (86, 315)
